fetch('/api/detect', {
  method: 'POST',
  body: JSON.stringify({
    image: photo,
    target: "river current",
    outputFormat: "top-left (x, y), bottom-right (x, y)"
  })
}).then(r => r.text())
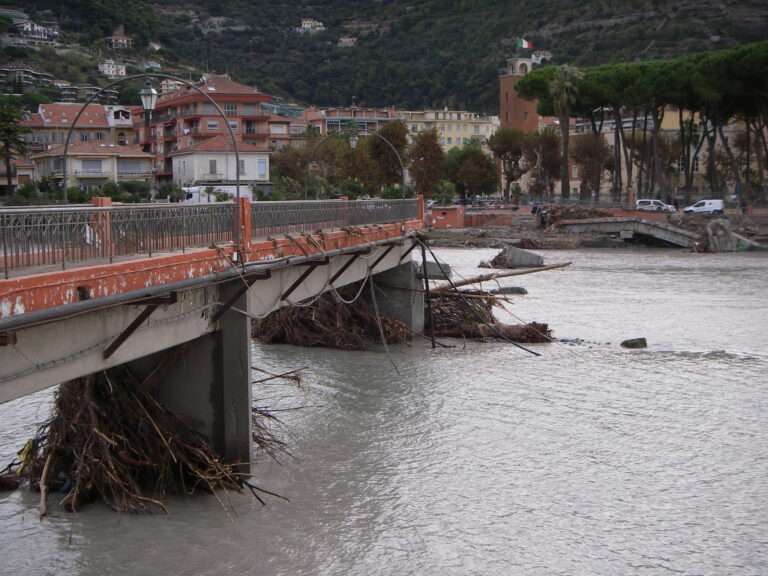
top-left (1, 248), bottom-right (767, 576)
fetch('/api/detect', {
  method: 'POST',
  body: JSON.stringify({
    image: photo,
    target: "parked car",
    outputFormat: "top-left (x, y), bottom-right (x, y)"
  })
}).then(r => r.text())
top-left (636, 199), bottom-right (676, 213)
top-left (683, 199), bottom-right (725, 215)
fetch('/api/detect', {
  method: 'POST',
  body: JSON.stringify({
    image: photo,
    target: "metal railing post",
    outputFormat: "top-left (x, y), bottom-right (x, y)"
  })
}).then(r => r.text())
top-left (2, 216), bottom-right (8, 279)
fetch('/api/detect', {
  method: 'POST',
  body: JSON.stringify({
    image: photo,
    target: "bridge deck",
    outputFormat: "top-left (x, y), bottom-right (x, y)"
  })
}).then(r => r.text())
top-left (558, 217), bottom-right (700, 248)
top-left (1, 198), bottom-right (423, 322)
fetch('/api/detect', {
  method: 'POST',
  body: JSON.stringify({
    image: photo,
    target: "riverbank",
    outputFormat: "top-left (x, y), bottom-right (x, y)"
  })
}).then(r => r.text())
top-left (425, 208), bottom-right (768, 250)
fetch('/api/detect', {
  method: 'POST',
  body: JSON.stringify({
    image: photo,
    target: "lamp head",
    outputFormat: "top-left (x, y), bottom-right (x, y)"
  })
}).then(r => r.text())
top-left (139, 79), bottom-right (159, 112)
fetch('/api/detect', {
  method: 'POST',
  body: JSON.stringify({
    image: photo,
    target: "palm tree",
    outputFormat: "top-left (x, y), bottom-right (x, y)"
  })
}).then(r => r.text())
top-left (0, 99), bottom-right (30, 194)
top-left (549, 65), bottom-right (583, 201)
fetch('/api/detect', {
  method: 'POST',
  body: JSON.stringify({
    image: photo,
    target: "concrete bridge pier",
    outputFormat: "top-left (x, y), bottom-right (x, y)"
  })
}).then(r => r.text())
top-left (128, 282), bottom-right (252, 468)
top-left (369, 261), bottom-right (425, 335)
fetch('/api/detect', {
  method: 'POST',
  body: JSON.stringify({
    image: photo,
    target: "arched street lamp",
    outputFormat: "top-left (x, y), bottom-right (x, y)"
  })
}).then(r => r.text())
top-left (351, 132), bottom-right (407, 198)
top-left (304, 129), bottom-right (407, 199)
top-left (59, 72), bottom-right (243, 247)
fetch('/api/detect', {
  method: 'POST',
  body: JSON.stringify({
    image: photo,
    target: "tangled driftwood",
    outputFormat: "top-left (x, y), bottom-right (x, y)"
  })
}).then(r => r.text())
top-left (252, 278), bottom-right (551, 349)
top-left (5, 367), bottom-right (286, 514)
top-left (252, 286), bottom-right (410, 350)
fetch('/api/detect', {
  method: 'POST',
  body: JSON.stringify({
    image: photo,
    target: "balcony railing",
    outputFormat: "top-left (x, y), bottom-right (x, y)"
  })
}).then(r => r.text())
top-left (117, 170), bottom-right (153, 179)
top-left (74, 170), bottom-right (108, 178)
top-left (0, 198), bottom-right (419, 277)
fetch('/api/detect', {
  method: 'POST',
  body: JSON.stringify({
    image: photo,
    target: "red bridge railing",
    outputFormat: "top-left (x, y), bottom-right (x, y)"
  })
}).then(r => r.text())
top-left (1, 197), bottom-right (421, 278)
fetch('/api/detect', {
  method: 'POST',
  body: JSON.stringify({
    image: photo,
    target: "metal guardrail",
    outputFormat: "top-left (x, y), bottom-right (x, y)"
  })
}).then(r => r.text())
top-left (1, 199), bottom-right (418, 277)
top-left (1, 203), bottom-right (235, 276)
top-left (250, 199), bottom-right (418, 237)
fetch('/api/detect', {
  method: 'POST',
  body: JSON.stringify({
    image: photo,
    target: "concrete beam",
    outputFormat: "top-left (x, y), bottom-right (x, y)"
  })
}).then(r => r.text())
top-left (0, 242), bottom-right (417, 404)
top-left (0, 288), bottom-right (217, 404)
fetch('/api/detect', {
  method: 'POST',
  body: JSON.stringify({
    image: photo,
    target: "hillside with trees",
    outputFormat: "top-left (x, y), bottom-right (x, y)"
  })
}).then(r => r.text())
top-left (15, 0), bottom-right (768, 112)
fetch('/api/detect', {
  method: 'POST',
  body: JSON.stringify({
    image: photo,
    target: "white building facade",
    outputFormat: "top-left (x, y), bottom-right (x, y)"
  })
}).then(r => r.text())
top-left (171, 150), bottom-right (269, 187)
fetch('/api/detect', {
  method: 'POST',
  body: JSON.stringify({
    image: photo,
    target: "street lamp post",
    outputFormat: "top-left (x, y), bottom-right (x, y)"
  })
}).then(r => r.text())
top-left (138, 80), bottom-right (159, 193)
top-left (138, 79), bottom-right (158, 154)
top-left (302, 129), bottom-right (407, 200)
top-left (357, 131), bottom-right (407, 198)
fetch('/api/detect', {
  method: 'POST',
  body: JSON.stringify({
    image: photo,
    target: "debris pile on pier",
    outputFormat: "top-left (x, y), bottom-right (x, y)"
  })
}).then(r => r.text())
top-left (4, 368), bottom-right (284, 513)
top-left (252, 286), bottom-right (410, 350)
top-left (252, 274), bottom-right (552, 349)
top-left (427, 291), bottom-right (551, 343)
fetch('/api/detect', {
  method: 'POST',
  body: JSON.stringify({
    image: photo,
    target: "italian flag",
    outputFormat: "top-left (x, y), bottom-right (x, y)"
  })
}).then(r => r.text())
top-left (516, 38), bottom-right (533, 49)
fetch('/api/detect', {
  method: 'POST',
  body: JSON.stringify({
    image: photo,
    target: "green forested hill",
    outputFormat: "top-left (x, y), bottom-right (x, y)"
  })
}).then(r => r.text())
top-left (19, 0), bottom-right (768, 112)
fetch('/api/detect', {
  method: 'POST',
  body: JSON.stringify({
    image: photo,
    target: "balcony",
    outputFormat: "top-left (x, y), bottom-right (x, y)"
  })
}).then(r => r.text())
top-left (117, 170), bottom-right (153, 180)
top-left (243, 131), bottom-right (269, 140)
top-left (199, 173), bottom-right (223, 181)
top-left (74, 170), bottom-right (108, 178)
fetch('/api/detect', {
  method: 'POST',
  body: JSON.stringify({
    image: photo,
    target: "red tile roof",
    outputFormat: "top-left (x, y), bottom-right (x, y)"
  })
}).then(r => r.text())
top-left (32, 143), bottom-right (153, 158)
top-left (170, 134), bottom-right (269, 155)
top-left (198, 74), bottom-right (266, 96)
top-left (12, 157), bottom-right (34, 169)
top-left (32, 103), bottom-right (110, 128)
top-left (158, 74), bottom-right (270, 105)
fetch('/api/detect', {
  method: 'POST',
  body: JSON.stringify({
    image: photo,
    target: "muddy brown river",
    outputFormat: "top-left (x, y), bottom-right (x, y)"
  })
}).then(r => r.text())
top-left (1, 248), bottom-right (767, 575)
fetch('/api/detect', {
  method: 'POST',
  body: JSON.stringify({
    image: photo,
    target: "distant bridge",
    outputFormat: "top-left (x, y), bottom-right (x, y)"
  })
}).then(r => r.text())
top-left (0, 197), bottom-right (425, 464)
top-left (558, 217), bottom-right (700, 248)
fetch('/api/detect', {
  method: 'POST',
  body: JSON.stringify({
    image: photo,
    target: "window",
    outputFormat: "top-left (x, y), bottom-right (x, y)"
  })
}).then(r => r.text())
top-left (473, 125), bottom-right (480, 135)
top-left (79, 132), bottom-right (89, 142)
top-left (447, 137), bottom-right (452, 144)
top-left (95, 132), bottom-right (104, 141)
top-left (228, 121), bottom-right (238, 131)
top-left (224, 103), bottom-right (237, 116)
top-left (257, 158), bottom-right (267, 179)
top-left (209, 159), bottom-right (217, 175)
top-left (207, 120), bottom-right (219, 131)
top-left (81, 159), bottom-right (102, 174)
top-left (117, 132), bottom-right (127, 145)
top-left (245, 121), bottom-right (257, 134)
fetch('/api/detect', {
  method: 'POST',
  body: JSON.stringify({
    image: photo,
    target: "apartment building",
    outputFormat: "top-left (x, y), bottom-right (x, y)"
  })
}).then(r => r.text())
top-left (32, 143), bottom-right (153, 191)
top-left (147, 74), bottom-right (272, 185)
top-left (0, 64), bottom-right (55, 92)
top-left (399, 109), bottom-right (499, 152)
top-left (98, 59), bottom-right (127, 79)
top-left (305, 106), bottom-right (398, 135)
top-left (20, 103), bottom-right (137, 153)
top-left (105, 26), bottom-right (134, 50)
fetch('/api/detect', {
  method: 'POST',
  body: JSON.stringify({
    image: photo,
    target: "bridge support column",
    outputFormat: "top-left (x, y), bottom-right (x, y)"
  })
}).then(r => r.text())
top-left (128, 284), bottom-right (252, 467)
top-left (370, 261), bottom-right (424, 334)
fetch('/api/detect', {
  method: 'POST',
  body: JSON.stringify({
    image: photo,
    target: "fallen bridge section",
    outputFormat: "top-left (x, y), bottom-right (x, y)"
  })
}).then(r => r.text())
top-left (558, 217), bottom-right (700, 248)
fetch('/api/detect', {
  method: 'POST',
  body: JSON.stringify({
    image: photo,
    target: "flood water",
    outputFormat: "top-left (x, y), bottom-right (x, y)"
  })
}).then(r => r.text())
top-left (1, 248), bottom-right (767, 576)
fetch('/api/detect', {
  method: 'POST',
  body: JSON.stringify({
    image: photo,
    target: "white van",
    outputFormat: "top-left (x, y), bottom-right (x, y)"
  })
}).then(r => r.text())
top-left (683, 199), bottom-right (724, 215)
top-left (636, 199), bottom-right (675, 213)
